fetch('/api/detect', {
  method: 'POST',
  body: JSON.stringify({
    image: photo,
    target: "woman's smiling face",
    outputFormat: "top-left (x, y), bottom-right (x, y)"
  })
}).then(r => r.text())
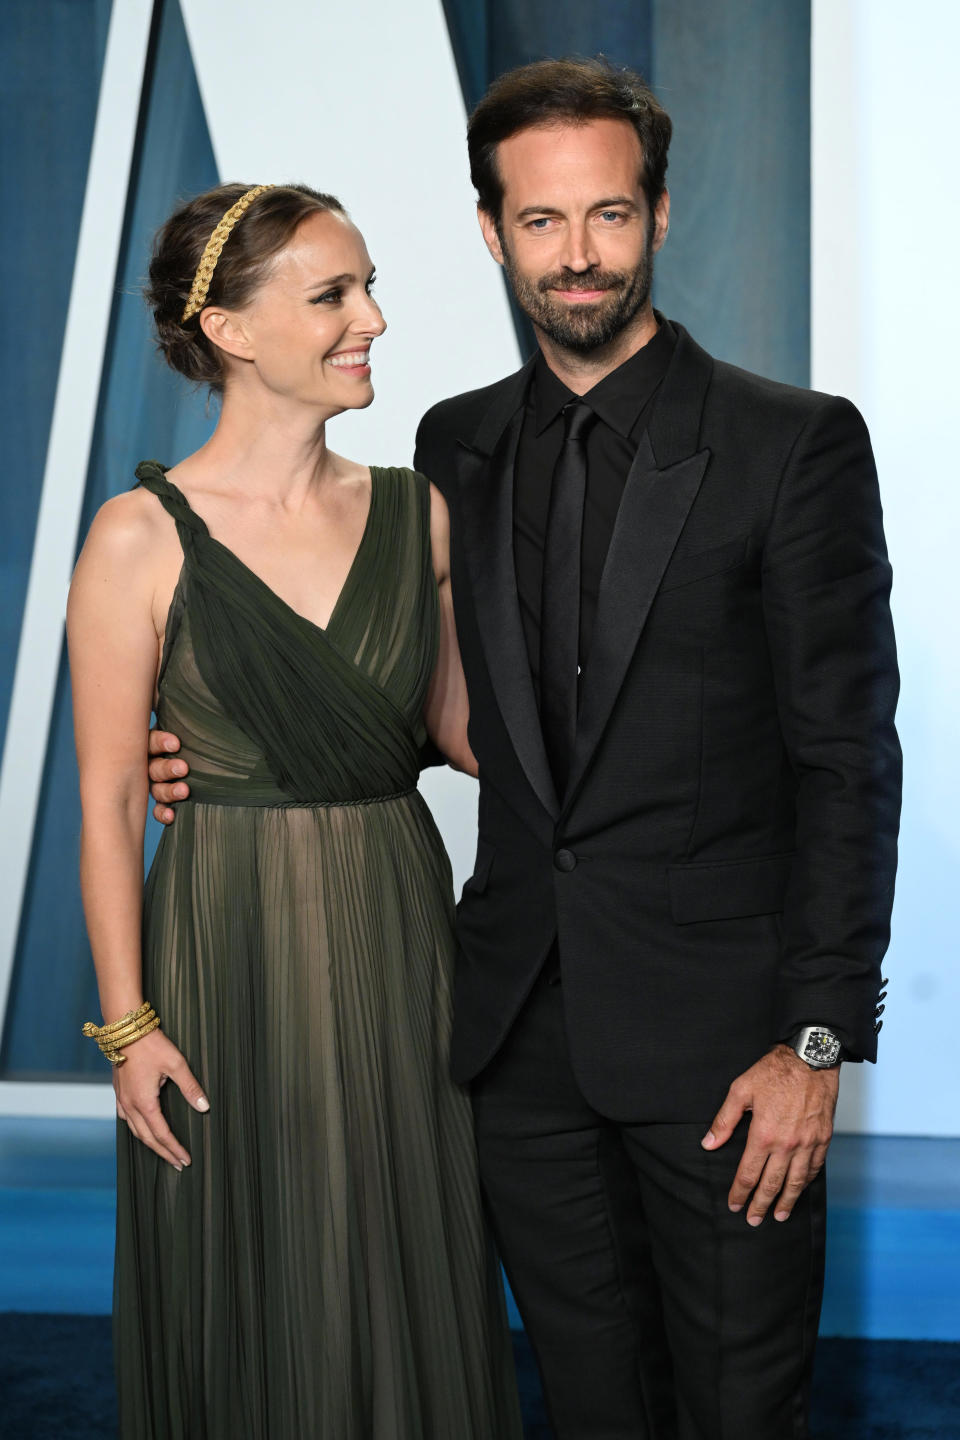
top-left (205, 209), bottom-right (386, 414)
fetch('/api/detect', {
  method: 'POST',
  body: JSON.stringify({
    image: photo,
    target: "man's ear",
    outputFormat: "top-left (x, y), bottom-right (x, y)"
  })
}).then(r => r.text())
top-left (199, 307), bottom-right (254, 362)
top-left (477, 206), bottom-right (505, 267)
top-left (651, 187), bottom-right (670, 254)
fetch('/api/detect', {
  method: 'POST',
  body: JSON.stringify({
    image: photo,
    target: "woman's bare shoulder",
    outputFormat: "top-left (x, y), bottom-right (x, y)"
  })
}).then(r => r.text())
top-left (75, 486), bottom-right (176, 583)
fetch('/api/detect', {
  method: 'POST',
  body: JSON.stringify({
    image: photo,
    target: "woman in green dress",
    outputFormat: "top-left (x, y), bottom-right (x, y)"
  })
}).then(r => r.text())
top-left (68, 182), bottom-right (523, 1439)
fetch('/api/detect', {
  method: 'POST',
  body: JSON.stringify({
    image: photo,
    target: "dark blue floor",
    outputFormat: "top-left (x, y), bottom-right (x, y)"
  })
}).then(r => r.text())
top-left (2, 1119), bottom-right (959, 1436)
top-left (2, 1313), bottom-right (959, 1439)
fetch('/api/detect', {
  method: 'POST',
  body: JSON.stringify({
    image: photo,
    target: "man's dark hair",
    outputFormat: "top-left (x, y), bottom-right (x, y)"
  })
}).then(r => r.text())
top-left (467, 57), bottom-right (673, 223)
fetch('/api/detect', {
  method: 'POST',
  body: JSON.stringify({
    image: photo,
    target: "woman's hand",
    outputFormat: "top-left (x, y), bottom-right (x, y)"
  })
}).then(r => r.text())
top-left (114, 1028), bottom-right (210, 1170)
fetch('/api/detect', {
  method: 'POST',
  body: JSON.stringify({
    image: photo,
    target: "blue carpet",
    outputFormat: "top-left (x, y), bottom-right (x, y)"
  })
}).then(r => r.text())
top-left (3, 1121), bottom-right (959, 1340)
top-left (2, 1119), bottom-right (959, 1436)
top-left (1, 1314), bottom-right (958, 1438)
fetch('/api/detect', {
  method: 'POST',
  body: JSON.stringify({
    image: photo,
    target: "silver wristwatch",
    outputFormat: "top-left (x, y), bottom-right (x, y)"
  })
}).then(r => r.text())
top-left (790, 1026), bottom-right (843, 1069)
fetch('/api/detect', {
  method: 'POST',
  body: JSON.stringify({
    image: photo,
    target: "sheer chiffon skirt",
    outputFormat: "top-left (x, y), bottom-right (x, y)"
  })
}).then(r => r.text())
top-left (115, 792), bottom-right (519, 1439)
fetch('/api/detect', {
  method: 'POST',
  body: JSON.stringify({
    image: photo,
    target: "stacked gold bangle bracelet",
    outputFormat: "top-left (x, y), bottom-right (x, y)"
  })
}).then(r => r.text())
top-left (82, 1001), bottom-right (161, 1065)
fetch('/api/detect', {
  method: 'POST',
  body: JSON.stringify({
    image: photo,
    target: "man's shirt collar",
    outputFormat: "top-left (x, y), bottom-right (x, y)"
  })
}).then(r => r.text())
top-left (533, 314), bottom-right (677, 438)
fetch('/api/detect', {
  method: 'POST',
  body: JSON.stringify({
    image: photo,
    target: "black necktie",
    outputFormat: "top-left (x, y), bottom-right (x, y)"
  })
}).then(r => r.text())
top-left (539, 399), bottom-right (596, 794)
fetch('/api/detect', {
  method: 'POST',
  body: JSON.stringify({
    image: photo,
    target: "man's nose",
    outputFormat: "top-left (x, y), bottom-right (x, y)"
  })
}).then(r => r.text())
top-left (559, 221), bottom-right (600, 273)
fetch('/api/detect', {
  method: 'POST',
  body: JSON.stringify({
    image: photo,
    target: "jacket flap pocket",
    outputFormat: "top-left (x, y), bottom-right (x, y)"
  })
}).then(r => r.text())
top-left (659, 536), bottom-right (748, 593)
top-left (668, 852), bottom-right (795, 924)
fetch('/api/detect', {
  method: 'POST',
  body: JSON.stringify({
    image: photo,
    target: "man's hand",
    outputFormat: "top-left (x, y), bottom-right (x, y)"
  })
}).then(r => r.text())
top-left (148, 729), bottom-right (190, 824)
top-left (701, 1044), bottom-right (839, 1226)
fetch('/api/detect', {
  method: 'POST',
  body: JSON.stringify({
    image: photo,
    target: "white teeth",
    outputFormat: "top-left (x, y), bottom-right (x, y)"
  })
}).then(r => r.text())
top-left (327, 352), bottom-right (370, 368)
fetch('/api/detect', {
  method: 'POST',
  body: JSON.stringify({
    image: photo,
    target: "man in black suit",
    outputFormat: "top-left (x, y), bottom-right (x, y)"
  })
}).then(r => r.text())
top-left (412, 59), bottom-right (899, 1440)
top-left (149, 58), bottom-right (900, 1439)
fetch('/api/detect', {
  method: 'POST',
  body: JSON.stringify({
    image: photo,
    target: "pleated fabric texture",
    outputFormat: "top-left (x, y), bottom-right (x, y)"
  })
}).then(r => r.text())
top-left (116, 463), bottom-right (522, 1440)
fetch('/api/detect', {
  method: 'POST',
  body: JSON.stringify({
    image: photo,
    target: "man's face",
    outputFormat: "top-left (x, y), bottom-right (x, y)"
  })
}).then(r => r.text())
top-left (479, 118), bottom-right (669, 356)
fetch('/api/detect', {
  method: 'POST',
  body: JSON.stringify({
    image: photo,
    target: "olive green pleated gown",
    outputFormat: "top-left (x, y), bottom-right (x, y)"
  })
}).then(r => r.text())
top-left (116, 463), bottom-right (522, 1440)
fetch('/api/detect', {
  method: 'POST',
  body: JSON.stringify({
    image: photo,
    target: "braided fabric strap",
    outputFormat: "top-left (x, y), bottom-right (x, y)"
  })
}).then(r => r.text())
top-left (82, 1001), bottom-right (161, 1065)
top-left (181, 184), bottom-right (276, 322)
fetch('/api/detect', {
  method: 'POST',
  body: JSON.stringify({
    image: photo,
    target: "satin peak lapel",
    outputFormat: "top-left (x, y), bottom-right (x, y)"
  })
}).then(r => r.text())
top-left (457, 401), bottom-right (559, 819)
top-left (562, 432), bottom-right (711, 813)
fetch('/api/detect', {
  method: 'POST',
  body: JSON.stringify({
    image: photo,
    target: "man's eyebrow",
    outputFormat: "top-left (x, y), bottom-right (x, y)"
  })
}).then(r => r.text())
top-left (514, 197), bottom-right (639, 220)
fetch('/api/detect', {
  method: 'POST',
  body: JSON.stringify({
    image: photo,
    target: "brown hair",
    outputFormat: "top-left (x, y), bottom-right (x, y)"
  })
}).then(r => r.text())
top-left (467, 57), bottom-right (672, 224)
top-left (146, 182), bottom-right (346, 393)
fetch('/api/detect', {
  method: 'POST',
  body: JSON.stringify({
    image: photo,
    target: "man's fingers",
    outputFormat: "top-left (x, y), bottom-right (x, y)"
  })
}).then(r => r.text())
top-left (150, 780), bottom-right (190, 805)
top-left (745, 1155), bottom-right (789, 1226)
top-left (148, 730), bottom-right (181, 756)
top-left (148, 757), bottom-right (189, 785)
top-left (726, 1131), bottom-right (771, 1212)
top-left (771, 1142), bottom-right (829, 1223)
top-left (702, 1085), bottom-right (748, 1150)
top-left (810, 1141), bottom-right (830, 1175)
top-left (773, 1153), bottom-right (815, 1222)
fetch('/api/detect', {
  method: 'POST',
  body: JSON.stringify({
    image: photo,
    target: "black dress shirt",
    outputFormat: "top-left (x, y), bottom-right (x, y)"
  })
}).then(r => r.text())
top-left (514, 317), bottom-right (677, 697)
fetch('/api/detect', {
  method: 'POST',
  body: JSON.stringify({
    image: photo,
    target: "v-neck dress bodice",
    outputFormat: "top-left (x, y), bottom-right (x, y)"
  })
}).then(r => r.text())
top-left (114, 463), bottom-right (522, 1440)
top-left (137, 461), bottom-right (435, 807)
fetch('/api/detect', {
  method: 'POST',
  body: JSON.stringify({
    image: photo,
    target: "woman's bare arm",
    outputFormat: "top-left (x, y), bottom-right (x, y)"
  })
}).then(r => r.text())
top-left (422, 483), bottom-right (477, 778)
top-left (68, 494), bottom-right (208, 1166)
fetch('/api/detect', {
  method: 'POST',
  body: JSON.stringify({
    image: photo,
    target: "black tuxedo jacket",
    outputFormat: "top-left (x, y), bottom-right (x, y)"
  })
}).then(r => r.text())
top-left (414, 322), bottom-right (901, 1120)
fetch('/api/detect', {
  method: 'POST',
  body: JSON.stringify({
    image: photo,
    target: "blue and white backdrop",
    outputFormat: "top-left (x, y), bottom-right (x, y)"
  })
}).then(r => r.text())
top-left (0, 0), bottom-right (957, 1140)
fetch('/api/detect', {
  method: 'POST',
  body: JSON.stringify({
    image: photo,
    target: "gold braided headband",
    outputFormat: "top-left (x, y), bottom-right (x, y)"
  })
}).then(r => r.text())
top-left (181, 184), bottom-right (276, 322)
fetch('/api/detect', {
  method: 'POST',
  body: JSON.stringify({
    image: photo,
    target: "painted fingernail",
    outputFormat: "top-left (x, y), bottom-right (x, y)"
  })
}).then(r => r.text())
top-left (196, 1097), bottom-right (210, 1112)
top-left (174, 1163), bottom-right (183, 1172)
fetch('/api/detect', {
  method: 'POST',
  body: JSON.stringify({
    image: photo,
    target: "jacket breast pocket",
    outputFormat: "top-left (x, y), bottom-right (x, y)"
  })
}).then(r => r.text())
top-left (667, 852), bottom-right (795, 924)
top-left (462, 839), bottom-right (495, 898)
top-left (659, 536), bottom-right (748, 594)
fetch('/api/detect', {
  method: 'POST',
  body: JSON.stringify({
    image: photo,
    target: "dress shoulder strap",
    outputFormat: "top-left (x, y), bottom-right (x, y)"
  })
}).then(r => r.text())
top-left (134, 460), bottom-right (210, 563)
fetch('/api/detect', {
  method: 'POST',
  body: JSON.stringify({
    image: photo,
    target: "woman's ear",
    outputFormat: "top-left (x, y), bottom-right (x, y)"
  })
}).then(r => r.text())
top-left (198, 306), bottom-right (254, 362)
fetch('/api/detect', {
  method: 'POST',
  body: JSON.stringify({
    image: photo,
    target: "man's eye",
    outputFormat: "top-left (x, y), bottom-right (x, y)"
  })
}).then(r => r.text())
top-left (599, 211), bottom-right (624, 222)
top-left (528, 218), bottom-right (551, 230)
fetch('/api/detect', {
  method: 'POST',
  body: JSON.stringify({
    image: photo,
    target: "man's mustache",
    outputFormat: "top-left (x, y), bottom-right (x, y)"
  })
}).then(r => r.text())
top-left (537, 270), bottom-right (626, 294)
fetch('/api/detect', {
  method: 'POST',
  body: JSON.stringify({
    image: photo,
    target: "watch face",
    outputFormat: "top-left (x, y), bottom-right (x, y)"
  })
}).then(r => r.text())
top-left (802, 1029), bottom-right (842, 1066)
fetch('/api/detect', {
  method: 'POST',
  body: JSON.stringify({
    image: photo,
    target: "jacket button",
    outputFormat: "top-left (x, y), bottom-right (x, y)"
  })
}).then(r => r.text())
top-left (554, 849), bottom-right (577, 872)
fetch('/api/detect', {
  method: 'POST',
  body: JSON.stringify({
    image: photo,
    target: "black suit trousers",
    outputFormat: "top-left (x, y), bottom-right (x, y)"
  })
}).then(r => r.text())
top-left (471, 971), bottom-right (826, 1440)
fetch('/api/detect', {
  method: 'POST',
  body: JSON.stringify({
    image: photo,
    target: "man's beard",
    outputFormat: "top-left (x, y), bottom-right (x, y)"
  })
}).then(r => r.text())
top-left (499, 223), bottom-right (654, 355)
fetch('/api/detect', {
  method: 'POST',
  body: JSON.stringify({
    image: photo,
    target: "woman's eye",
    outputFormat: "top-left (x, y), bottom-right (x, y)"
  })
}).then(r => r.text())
top-left (312, 289), bottom-right (342, 305)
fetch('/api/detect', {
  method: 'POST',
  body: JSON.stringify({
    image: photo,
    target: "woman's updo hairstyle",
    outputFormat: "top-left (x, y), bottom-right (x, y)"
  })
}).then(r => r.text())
top-left (146, 182), bottom-right (346, 393)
